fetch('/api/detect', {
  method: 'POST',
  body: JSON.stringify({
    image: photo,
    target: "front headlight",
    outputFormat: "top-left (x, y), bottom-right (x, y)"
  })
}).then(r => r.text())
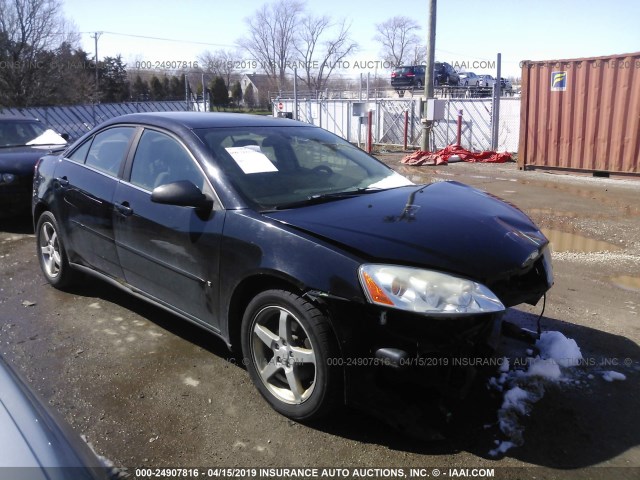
top-left (359, 264), bottom-right (505, 316)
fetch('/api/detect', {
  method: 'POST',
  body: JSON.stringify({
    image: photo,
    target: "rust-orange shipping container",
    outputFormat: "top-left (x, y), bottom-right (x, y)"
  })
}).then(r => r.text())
top-left (518, 52), bottom-right (640, 175)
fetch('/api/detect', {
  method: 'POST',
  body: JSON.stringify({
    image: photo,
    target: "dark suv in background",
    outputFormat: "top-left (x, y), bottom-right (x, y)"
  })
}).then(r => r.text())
top-left (391, 62), bottom-right (460, 91)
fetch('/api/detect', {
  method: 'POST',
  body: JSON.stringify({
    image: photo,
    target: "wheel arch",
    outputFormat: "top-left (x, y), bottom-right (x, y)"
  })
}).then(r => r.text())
top-left (226, 272), bottom-right (306, 354)
top-left (225, 272), bottom-right (343, 358)
top-left (32, 201), bottom-right (49, 230)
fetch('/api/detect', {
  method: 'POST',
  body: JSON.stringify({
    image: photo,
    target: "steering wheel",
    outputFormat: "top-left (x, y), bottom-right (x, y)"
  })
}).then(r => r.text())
top-left (311, 165), bottom-right (334, 176)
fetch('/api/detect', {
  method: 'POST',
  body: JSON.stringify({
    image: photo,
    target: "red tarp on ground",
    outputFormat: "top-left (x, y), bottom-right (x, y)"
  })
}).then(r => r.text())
top-left (401, 145), bottom-right (513, 166)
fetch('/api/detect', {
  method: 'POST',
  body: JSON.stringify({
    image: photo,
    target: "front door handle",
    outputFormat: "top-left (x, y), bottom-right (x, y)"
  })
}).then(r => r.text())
top-left (114, 202), bottom-right (133, 217)
top-left (55, 176), bottom-right (69, 187)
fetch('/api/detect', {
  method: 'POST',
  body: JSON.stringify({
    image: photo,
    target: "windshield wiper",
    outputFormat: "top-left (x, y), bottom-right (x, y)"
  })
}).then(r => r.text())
top-left (272, 188), bottom-right (384, 210)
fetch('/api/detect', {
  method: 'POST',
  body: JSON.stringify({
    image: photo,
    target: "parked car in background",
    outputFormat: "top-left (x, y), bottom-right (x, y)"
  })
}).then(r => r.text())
top-left (33, 112), bottom-right (553, 422)
top-left (0, 115), bottom-right (67, 217)
top-left (458, 71), bottom-right (481, 86)
top-left (391, 62), bottom-right (460, 91)
top-left (391, 65), bottom-right (426, 90)
top-left (477, 74), bottom-right (498, 88)
top-left (500, 77), bottom-right (513, 92)
top-left (434, 62), bottom-right (460, 86)
top-left (0, 355), bottom-right (111, 478)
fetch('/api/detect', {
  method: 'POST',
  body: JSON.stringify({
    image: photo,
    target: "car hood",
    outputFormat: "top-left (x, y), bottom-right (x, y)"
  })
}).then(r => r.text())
top-left (0, 145), bottom-right (64, 174)
top-left (264, 182), bottom-right (548, 284)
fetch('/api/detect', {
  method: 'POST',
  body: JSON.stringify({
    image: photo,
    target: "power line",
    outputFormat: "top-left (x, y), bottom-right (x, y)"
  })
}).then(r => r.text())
top-left (80, 30), bottom-right (235, 48)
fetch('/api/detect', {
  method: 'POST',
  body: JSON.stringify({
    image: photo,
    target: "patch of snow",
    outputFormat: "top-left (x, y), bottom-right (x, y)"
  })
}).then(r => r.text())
top-left (535, 331), bottom-right (583, 367)
top-left (527, 357), bottom-right (562, 380)
top-left (499, 357), bottom-right (510, 373)
top-left (602, 371), bottom-right (626, 382)
top-left (488, 330), bottom-right (587, 457)
top-left (183, 376), bottom-right (200, 387)
top-left (489, 440), bottom-right (517, 457)
top-left (501, 386), bottom-right (531, 415)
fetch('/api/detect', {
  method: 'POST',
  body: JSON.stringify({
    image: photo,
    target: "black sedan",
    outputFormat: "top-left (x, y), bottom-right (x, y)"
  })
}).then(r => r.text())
top-left (0, 115), bottom-right (67, 217)
top-left (32, 112), bottom-right (553, 421)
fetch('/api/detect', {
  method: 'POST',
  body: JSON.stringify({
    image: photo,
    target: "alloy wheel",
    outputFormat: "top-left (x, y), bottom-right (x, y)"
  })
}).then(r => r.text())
top-left (250, 305), bottom-right (317, 404)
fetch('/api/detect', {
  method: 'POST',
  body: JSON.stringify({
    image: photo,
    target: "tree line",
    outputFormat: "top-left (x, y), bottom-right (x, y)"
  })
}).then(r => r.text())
top-left (0, 0), bottom-right (429, 109)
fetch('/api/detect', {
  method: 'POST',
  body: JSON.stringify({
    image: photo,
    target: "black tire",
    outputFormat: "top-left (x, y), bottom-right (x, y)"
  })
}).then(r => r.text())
top-left (241, 289), bottom-right (342, 421)
top-left (416, 80), bottom-right (423, 89)
top-left (36, 211), bottom-right (77, 289)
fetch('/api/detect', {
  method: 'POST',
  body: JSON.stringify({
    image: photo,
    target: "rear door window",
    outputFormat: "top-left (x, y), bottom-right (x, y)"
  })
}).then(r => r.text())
top-left (85, 127), bottom-right (135, 176)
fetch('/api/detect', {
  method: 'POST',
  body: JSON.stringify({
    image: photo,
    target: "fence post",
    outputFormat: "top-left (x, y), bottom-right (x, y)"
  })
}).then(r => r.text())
top-left (403, 110), bottom-right (409, 150)
top-left (456, 109), bottom-right (463, 147)
top-left (367, 109), bottom-right (373, 153)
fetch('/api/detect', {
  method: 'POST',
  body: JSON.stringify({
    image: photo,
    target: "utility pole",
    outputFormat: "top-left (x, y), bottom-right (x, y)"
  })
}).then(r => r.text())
top-left (201, 73), bottom-right (206, 111)
top-left (420, 0), bottom-right (437, 151)
top-left (491, 53), bottom-right (502, 150)
top-left (91, 32), bottom-right (103, 103)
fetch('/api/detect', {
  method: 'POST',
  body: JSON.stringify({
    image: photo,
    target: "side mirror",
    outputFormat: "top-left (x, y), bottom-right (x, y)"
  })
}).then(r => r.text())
top-left (151, 180), bottom-right (213, 211)
top-left (60, 133), bottom-right (70, 142)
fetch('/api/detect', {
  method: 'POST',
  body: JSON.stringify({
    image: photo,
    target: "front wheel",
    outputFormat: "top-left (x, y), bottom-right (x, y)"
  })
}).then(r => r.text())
top-left (241, 290), bottom-right (342, 421)
top-left (36, 211), bottom-right (77, 289)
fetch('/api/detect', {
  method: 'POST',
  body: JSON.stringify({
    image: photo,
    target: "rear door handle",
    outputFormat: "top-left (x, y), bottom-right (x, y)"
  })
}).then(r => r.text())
top-left (114, 202), bottom-right (133, 217)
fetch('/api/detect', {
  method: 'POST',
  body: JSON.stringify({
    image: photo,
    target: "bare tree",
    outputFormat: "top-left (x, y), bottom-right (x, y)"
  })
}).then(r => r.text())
top-left (0, 0), bottom-right (79, 106)
top-left (238, 0), bottom-right (305, 90)
top-left (295, 16), bottom-right (357, 91)
top-left (199, 49), bottom-right (239, 90)
top-left (0, 0), bottom-right (76, 53)
top-left (408, 43), bottom-right (427, 66)
top-left (374, 16), bottom-right (422, 67)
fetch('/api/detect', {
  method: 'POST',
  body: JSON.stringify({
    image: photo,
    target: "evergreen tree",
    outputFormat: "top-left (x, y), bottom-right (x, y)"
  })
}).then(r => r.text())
top-left (150, 75), bottom-right (165, 100)
top-left (211, 76), bottom-right (229, 110)
top-left (99, 55), bottom-right (129, 102)
top-left (169, 76), bottom-right (185, 100)
top-left (231, 81), bottom-right (242, 108)
top-left (244, 84), bottom-right (256, 110)
top-left (131, 75), bottom-right (149, 101)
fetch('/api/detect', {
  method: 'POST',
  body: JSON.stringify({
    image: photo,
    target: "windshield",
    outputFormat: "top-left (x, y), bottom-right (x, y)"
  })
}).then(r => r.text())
top-left (0, 120), bottom-right (66, 147)
top-left (195, 125), bottom-right (412, 210)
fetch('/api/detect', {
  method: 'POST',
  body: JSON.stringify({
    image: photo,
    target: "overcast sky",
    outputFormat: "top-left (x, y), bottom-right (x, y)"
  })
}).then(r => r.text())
top-left (63, 0), bottom-right (640, 79)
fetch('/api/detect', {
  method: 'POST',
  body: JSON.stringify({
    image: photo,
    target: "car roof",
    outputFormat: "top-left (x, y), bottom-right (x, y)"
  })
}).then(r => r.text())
top-left (0, 114), bottom-right (41, 123)
top-left (101, 112), bottom-right (312, 130)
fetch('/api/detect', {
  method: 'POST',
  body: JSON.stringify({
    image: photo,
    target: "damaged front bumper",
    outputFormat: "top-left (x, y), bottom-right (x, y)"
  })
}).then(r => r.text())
top-left (323, 299), bottom-right (505, 412)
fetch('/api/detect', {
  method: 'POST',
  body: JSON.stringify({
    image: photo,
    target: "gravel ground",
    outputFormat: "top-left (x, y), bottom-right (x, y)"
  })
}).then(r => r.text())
top-left (0, 157), bottom-right (638, 480)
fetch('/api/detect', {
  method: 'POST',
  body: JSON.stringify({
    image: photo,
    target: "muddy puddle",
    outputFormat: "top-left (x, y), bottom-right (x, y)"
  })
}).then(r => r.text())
top-left (610, 275), bottom-right (640, 293)
top-left (541, 228), bottom-right (622, 253)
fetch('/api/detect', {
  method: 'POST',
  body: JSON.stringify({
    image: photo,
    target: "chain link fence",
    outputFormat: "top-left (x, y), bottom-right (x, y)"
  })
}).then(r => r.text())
top-left (275, 95), bottom-right (521, 152)
top-left (1, 101), bottom-right (190, 140)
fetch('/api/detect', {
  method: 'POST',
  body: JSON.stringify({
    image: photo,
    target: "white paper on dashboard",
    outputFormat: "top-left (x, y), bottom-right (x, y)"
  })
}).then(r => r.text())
top-left (225, 146), bottom-right (278, 174)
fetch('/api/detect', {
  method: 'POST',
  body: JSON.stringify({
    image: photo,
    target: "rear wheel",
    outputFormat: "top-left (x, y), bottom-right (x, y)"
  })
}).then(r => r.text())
top-left (36, 211), bottom-right (77, 289)
top-left (241, 289), bottom-right (342, 421)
